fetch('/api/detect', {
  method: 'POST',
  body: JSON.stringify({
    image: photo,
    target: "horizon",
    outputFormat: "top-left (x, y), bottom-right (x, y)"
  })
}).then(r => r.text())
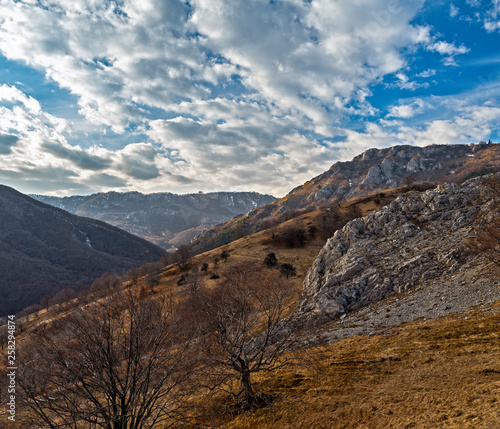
top-left (18, 140), bottom-right (499, 198)
top-left (0, 1), bottom-right (500, 197)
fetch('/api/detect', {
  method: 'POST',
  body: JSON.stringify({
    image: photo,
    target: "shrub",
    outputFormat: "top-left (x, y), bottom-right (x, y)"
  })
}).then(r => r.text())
top-left (264, 252), bottom-right (278, 268)
top-left (280, 263), bottom-right (297, 278)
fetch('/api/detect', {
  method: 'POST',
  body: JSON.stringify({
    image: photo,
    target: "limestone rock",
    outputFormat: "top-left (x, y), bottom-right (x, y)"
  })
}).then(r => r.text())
top-left (299, 176), bottom-right (490, 322)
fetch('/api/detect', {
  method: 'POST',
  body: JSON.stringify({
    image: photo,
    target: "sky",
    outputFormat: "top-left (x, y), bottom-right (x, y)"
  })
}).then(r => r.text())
top-left (0, 0), bottom-right (499, 197)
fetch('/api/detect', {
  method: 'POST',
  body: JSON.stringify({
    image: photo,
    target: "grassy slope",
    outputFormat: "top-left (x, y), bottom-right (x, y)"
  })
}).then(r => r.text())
top-left (158, 188), bottom-right (406, 295)
top-left (204, 302), bottom-right (500, 429)
top-left (2, 183), bottom-right (499, 428)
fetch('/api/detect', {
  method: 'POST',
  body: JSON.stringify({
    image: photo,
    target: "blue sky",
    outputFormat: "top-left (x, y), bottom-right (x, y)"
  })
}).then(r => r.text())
top-left (0, 0), bottom-right (499, 197)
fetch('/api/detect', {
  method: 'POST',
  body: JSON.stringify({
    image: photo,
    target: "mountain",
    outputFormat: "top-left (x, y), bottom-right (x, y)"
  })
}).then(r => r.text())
top-left (192, 142), bottom-right (500, 252)
top-left (31, 191), bottom-right (276, 250)
top-left (5, 148), bottom-right (500, 428)
top-left (298, 174), bottom-right (499, 324)
top-left (0, 185), bottom-right (166, 316)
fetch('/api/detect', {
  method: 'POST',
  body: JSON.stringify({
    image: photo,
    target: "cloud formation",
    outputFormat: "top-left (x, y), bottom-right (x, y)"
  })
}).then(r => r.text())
top-left (0, 1), bottom-right (497, 196)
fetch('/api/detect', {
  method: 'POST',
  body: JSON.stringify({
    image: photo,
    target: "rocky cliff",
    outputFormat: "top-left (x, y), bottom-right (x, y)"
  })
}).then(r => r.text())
top-left (298, 175), bottom-right (497, 322)
top-left (299, 142), bottom-right (499, 205)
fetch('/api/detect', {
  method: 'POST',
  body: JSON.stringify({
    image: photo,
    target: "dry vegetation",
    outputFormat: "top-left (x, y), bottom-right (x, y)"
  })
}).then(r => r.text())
top-left (2, 178), bottom-right (499, 428)
top-left (202, 303), bottom-right (500, 429)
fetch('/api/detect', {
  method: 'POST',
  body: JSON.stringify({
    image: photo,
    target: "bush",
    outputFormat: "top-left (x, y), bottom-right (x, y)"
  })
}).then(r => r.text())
top-left (280, 263), bottom-right (297, 278)
top-left (264, 252), bottom-right (278, 268)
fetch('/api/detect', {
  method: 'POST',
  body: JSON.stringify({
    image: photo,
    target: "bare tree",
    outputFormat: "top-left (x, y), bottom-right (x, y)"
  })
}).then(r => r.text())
top-left (18, 286), bottom-right (197, 428)
top-left (175, 245), bottom-right (192, 270)
top-left (183, 264), bottom-right (297, 408)
top-left (87, 272), bottom-right (121, 299)
top-left (48, 288), bottom-right (77, 312)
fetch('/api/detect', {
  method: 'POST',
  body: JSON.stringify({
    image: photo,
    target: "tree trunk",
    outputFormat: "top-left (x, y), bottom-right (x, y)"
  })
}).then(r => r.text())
top-left (241, 371), bottom-right (255, 408)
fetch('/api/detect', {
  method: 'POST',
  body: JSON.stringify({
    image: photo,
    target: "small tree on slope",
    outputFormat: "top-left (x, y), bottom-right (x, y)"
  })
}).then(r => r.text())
top-left (182, 263), bottom-right (297, 409)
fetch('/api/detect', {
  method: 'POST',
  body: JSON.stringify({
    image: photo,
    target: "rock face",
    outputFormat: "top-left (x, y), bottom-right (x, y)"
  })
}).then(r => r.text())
top-left (299, 176), bottom-right (493, 322)
top-left (306, 142), bottom-right (498, 204)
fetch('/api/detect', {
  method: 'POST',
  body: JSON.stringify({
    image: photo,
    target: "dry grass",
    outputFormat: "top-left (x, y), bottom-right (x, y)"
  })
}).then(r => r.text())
top-left (199, 302), bottom-right (500, 429)
top-left (160, 188), bottom-right (407, 296)
top-left (5, 184), bottom-right (498, 428)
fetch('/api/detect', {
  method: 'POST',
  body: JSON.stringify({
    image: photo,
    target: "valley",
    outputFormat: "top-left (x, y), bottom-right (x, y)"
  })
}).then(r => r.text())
top-left (1, 143), bottom-right (499, 428)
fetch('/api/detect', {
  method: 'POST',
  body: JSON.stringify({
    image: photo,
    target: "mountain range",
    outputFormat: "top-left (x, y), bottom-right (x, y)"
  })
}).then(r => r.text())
top-left (32, 191), bottom-right (276, 250)
top-left (192, 142), bottom-right (500, 252)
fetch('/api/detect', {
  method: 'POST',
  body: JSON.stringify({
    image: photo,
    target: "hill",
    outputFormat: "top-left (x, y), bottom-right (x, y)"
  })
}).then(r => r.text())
top-left (31, 191), bottom-right (276, 250)
top-left (0, 185), bottom-right (166, 316)
top-left (2, 148), bottom-right (499, 428)
top-left (192, 175), bottom-right (500, 428)
top-left (298, 174), bottom-right (499, 322)
top-left (192, 142), bottom-right (500, 252)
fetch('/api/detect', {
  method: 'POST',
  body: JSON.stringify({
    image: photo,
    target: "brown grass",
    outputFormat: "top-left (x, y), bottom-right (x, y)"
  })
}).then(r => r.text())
top-left (198, 302), bottom-right (500, 429)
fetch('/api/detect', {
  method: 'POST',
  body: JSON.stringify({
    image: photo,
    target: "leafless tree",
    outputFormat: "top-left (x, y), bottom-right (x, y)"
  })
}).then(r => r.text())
top-left (18, 286), bottom-right (198, 428)
top-left (87, 272), bottom-right (121, 299)
top-left (183, 263), bottom-right (298, 408)
top-left (175, 245), bottom-right (192, 270)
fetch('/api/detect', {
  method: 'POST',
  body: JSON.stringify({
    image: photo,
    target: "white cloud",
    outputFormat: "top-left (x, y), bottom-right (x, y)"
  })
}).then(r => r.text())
top-left (0, 84), bottom-right (41, 113)
top-left (387, 99), bottom-right (427, 119)
top-left (465, 0), bottom-right (500, 32)
top-left (189, 0), bottom-right (428, 128)
top-left (417, 69), bottom-right (436, 78)
top-left (0, 1), bottom-right (490, 196)
top-left (393, 72), bottom-right (429, 91)
top-left (338, 104), bottom-right (500, 158)
top-left (0, 0), bottom-right (436, 134)
top-left (428, 41), bottom-right (469, 56)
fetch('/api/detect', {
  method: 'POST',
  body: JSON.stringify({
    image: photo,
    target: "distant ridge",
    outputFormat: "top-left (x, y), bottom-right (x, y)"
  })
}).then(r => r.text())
top-left (0, 185), bottom-right (166, 315)
top-left (32, 191), bottom-right (276, 251)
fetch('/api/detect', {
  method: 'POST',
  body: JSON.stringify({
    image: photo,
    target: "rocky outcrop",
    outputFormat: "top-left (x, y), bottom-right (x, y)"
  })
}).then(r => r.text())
top-left (307, 142), bottom-right (498, 203)
top-left (299, 176), bottom-right (494, 322)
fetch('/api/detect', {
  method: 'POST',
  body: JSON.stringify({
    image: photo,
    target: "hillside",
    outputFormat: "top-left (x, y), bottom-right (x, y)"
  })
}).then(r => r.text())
top-left (0, 185), bottom-right (166, 316)
top-left (192, 175), bottom-right (500, 428)
top-left (2, 154), bottom-right (499, 429)
top-left (192, 142), bottom-right (500, 253)
top-left (32, 191), bottom-right (276, 250)
top-left (298, 176), bottom-right (497, 323)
